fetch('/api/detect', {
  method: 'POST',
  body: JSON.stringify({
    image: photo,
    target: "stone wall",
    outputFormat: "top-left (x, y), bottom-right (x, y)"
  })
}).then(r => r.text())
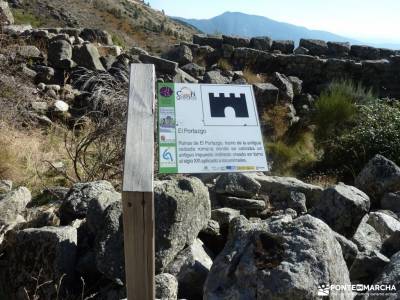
top-left (192, 34), bottom-right (400, 98)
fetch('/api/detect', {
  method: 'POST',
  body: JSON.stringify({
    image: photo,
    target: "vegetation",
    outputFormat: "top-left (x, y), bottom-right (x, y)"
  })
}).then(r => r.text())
top-left (313, 79), bottom-right (375, 140)
top-left (217, 58), bottom-right (233, 71)
top-left (321, 102), bottom-right (400, 177)
top-left (11, 9), bottom-right (45, 28)
top-left (266, 79), bottom-right (384, 180)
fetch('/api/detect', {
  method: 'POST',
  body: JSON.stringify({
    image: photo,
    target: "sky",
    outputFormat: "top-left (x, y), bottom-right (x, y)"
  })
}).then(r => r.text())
top-left (148, 0), bottom-right (400, 44)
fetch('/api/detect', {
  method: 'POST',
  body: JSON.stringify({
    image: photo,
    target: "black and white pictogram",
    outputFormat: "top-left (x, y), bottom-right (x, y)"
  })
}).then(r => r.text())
top-left (201, 85), bottom-right (258, 126)
top-left (209, 93), bottom-right (249, 118)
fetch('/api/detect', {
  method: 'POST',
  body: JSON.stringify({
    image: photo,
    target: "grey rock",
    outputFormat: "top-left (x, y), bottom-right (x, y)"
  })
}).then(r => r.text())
top-left (193, 34), bottom-right (223, 48)
top-left (351, 215), bottom-right (383, 253)
top-left (15, 45), bottom-right (41, 58)
top-left (165, 239), bottom-right (213, 299)
top-left (0, 226), bottom-right (77, 299)
top-left (34, 65), bottom-right (55, 83)
top-left (252, 174), bottom-right (323, 209)
top-left (173, 68), bottom-right (198, 83)
top-left (80, 28), bottom-right (113, 45)
top-left (355, 154), bottom-right (400, 207)
top-left (59, 181), bottom-right (120, 225)
top-left (181, 62), bottom-right (205, 77)
top-left (0, 187), bottom-right (31, 226)
top-left (198, 219), bottom-right (225, 255)
top-left (94, 177), bottom-right (211, 282)
top-left (288, 76), bottom-right (303, 96)
top-left (0, 1), bottom-right (14, 25)
top-left (350, 250), bottom-right (390, 284)
top-left (250, 36), bottom-right (272, 51)
top-left (215, 173), bottom-right (261, 198)
top-left (365, 251), bottom-right (400, 300)
top-left (222, 35), bottom-right (250, 48)
top-left (73, 43), bottom-right (105, 71)
top-left (31, 101), bottom-right (48, 112)
top-left (367, 211), bottom-right (400, 241)
top-left (382, 231), bottom-right (400, 258)
top-left (204, 215), bottom-right (353, 299)
top-left (48, 40), bottom-right (73, 69)
top-left (100, 55), bottom-right (116, 70)
top-left (299, 39), bottom-right (329, 56)
top-left (327, 42), bottom-right (351, 56)
top-left (0, 180), bottom-right (12, 194)
top-left (155, 177), bottom-right (211, 272)
top-left (21, 65), bottom-right (37, 78)
top-left (311, 183), bottom-right (370, 238)
top-left (94, 201), bottom-right (124, 284)
top-left (334, 232), bottom-right (359, 268)
top-left (271, 40), bottom-right (295, 54)
top-left (2, 24), bottom-right (31, 35)
top-left (53, 100), bottom-right (69, 112)
top-left (218, 196), bottom-right (266, 217)
top-left (203, 70), bottom-right (230, 84)
top-left (19, 205), bottom-right (60, 230)
top-left (253, 83), bottom-right (279, 113)
top-left (211, 207), bottom-right (240, 228)
top-left (294, 46), bottom-right (310, 55)
top-left (155, 273), bottom-right (178, 300)
top-left (163, 44), bottom-right (193, 66)
top-left (272, 72), bottom-right (294, 102)
top-left (140, 54), bottom-right (178, 75)
top-left (221, 43), bottom-right (235, 59)
top-left (286, 191), bottom-right (308, 214)
top-left (351, 45), bottom-right (380, 60)
top-left (128, 46), bottom-right (149, 56)
top-left (381, 192), bottom-right (400, 212)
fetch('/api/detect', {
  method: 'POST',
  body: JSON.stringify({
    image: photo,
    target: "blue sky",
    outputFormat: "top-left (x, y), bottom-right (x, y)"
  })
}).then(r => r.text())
top-left (148, 0), bottom-right (400, 43)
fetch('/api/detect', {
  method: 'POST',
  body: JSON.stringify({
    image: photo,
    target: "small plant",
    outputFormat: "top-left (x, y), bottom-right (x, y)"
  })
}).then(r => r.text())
top-left (217, 58), bottom-right (233, 71)
top-left (243, 67), bottom-right (264, 84)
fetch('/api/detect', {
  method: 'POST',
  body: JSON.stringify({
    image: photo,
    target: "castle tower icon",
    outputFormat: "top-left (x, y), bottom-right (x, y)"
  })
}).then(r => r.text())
top-left (209, 93), bottom-right (249, 118)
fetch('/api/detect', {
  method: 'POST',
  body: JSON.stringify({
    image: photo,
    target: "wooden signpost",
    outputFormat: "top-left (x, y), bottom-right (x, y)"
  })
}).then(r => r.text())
top-left (122, 64), bottom-right (268, 299)
top-left (122, 64), bottom-right (156, 300)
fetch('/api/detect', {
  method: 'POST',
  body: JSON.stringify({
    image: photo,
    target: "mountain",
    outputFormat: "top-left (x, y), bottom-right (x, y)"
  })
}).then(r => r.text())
top-left (11, 0), bottom-right (198, 53)
top-left (175, 11), bottom-right (360, 45)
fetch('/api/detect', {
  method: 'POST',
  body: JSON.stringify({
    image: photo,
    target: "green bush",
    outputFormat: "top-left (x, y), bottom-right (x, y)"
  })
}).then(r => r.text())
top-left (313, 79), bottom-right (375, 140)
top-left (321, 102), bottom-right (400, 177)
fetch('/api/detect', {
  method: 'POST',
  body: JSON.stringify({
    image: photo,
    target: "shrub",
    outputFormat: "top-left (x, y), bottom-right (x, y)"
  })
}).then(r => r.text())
top-left (313, 79), bottom-right (376, 140)
top-left (321, 102), bottom-right (400, 177)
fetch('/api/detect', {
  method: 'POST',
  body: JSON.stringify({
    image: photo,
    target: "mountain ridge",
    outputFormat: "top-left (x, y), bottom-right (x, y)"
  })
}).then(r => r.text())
top-left (175, 11), bottom-right (400, 49)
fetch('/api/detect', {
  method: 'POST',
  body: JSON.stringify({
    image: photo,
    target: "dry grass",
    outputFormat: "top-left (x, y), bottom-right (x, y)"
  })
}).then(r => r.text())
top-left (0, 123), bottom-right (71, 194)
top-left (217, 58), bottom-right (233, 71)
top-left (262, 105), bottom-right (293, 139)
top-left (243, 67), bottom-right (265, 84)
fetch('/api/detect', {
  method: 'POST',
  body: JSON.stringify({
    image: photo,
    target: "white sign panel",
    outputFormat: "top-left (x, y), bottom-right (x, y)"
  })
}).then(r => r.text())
top-left (158, 83), bottom-right (268, 173)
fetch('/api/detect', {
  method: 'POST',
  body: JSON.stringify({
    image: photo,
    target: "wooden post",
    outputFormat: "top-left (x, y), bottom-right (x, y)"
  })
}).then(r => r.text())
top-left (122, 64), bottom-right (156, 300)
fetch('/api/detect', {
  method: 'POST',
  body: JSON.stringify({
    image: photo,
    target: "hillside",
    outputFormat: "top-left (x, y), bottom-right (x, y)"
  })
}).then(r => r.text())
top-left (10, 0), bottom-right (198, 53)
top-left (176, 11), bottom-right (359, 45)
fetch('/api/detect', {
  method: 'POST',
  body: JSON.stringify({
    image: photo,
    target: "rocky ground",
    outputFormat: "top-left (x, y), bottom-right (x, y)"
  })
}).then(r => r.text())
top-left (1, 1), bottom-right (400, 299)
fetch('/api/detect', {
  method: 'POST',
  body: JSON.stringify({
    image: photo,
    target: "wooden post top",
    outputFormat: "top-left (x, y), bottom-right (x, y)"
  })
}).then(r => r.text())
top-left (122, 64), bottom-right (156, 192)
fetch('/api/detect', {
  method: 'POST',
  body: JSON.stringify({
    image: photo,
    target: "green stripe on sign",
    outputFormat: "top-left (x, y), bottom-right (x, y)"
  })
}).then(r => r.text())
top-left (158, 82), bottom-right (178, 174)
